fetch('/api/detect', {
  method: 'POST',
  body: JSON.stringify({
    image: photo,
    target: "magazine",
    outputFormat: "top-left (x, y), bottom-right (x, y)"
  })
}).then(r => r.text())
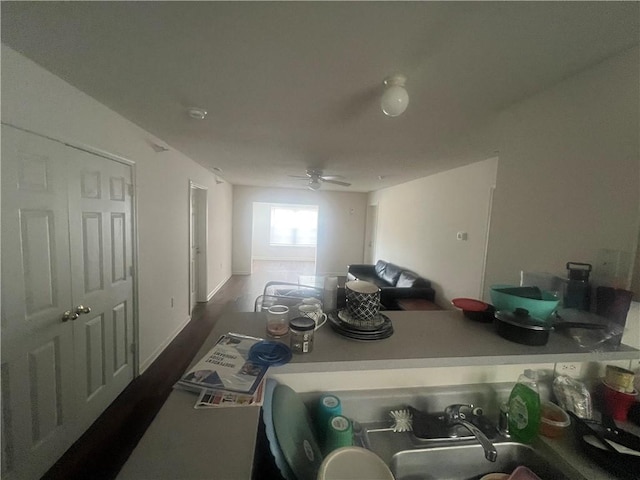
top-left (194, 378), bottom-right (265, 409)
top-left (176, 332), bottom-right (267, 395)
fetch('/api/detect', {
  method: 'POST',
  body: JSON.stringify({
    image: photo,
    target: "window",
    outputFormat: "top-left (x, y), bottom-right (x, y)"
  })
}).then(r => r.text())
top-left (270, 206), bottom-right (318, 246)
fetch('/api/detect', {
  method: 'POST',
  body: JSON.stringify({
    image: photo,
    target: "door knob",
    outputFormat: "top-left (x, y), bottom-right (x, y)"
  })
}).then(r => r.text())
top-left (62, 310), bottom-right (79, 322)
top-left (75, 305), bottom-right (92, 315)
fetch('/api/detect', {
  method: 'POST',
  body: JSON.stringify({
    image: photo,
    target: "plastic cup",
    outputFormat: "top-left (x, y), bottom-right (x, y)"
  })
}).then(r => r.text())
top-left (324, 415), bottom-right (353, 455)
top-left (602, 381), bottom-right (638, 421)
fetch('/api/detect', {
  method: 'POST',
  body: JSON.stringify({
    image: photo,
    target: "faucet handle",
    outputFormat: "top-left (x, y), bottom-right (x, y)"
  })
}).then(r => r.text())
top-left (444, 403), bottom-right (474, 421)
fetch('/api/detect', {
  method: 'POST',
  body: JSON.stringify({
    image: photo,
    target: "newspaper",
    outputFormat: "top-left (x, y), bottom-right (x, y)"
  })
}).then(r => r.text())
top-left (194, 378), bottom-right (265, 409)
top-left (175, 332), bottom-right (268, 396)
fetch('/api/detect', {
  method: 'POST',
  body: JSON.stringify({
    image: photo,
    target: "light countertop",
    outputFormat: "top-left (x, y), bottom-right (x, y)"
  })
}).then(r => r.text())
top-left (117, 310), bottom-right (638, 480)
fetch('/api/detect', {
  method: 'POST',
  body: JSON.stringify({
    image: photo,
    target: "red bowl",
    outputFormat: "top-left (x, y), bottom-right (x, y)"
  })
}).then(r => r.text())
top-left (451, 298), bottom-right (495, 322)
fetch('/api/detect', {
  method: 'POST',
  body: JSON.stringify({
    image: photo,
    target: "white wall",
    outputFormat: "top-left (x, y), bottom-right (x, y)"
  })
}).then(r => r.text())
top-left (1, 46), bottom-right (234, 372)
top-left (370, 158), bottom-right (499, 305)
top-left (368, 47), bottom-right (639, 310)
top-left (251, 202), bottom-right (316, 261)
top-left (233, 186), bottom-right (367, 276)
top-left (484, 46), bottom-right (640, 297)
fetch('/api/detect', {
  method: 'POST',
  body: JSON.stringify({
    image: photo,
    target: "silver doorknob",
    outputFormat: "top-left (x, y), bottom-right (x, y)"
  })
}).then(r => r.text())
top-left (62, 310), bottom-right (79, 322)
top-left (75, 305), bottom-right (91, 315)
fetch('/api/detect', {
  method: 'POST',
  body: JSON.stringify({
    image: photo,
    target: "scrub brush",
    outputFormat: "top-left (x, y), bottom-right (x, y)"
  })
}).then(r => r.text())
top-left (367, 408), bottom-right (413, 433)
top-left (389, 409), bottom-right (413, 432)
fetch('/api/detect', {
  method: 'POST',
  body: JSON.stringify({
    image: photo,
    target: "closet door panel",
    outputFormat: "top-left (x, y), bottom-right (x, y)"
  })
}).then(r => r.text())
top-left (1, 126), bottom-right (76, 480)
top-left (68, 149), bottom-right (135, 430)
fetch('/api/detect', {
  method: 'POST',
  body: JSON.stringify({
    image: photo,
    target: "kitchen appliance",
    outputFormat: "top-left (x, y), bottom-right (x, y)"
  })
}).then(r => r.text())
top-left (564, 262), bottom-right (592, 311)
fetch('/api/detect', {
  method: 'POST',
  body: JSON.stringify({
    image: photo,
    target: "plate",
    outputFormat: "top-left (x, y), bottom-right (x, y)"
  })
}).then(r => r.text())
top-left (337, 309), bottom-right (386, 330)
top-left (328, 314), bottom-right (393, 341)
top-left (272, 384), bottom-right (324, 480)
top-left (330, 312), bottom-right (392, 334)
top-left (451, 298), bottom-right (489, 312)
top-left (262, 379), bottom-right (296, 480)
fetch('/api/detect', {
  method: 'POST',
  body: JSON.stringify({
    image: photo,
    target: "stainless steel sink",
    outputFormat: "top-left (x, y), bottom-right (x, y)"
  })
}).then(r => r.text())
top-left (389, 442), bottom-right (570, 480)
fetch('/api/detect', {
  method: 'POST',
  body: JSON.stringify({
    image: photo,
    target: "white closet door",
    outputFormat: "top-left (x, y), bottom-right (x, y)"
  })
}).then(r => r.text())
top-left (1, 126), bottom-right (77, 479)
top-left (1, 126), bottom-right (136, 479)
top-left (67, 148), bottom-right (135, 430)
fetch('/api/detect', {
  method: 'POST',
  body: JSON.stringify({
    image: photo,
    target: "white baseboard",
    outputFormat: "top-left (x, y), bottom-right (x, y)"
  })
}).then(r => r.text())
top-left (138, 315), bottom-right (191, 374)
top-left (233, 270), bottom-right (251, 275)
top-left (206, 274), bottom-right (231, 301)
top-left (252, 256), bottom-right (316, 262)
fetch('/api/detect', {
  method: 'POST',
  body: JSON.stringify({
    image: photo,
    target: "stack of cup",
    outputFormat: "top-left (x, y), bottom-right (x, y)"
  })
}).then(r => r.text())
top-left (602, 365), bottom-right (638, 421)
top-left (316, 394), bottom-right (342, 441)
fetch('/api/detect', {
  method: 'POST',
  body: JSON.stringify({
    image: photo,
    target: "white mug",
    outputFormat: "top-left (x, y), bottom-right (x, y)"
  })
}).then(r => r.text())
top-left (298, 303), bottom-right (327, 330)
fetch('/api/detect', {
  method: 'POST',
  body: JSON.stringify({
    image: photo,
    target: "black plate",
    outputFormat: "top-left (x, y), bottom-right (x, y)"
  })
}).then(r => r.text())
top-left (328, 313), bottom-right (393, 341)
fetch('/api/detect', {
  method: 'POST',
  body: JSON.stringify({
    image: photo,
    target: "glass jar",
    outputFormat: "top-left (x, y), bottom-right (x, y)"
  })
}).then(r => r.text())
top-left (289, 317), bottom-right (315, 354)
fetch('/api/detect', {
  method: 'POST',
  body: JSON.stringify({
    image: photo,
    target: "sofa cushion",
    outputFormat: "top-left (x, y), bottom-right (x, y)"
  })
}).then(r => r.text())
top-left (374, 260), bottom-right (388, 278)
top-left (379, 262), bottom-right (403, 285)
top-left (396, 270), bottom-right (430, 288)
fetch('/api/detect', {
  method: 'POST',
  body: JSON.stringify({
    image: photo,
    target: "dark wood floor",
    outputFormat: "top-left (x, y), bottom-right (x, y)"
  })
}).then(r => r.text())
top-left (42, 271), bottom-right (291, 480)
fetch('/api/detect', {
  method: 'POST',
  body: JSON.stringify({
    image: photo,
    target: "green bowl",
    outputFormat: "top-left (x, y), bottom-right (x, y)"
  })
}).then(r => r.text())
top-left (490, 284), bottom-right (560, 321)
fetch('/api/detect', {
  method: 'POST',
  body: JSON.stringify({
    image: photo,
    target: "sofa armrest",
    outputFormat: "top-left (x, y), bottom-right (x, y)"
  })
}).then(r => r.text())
top-left (347, 264), bottom-right (377, 278)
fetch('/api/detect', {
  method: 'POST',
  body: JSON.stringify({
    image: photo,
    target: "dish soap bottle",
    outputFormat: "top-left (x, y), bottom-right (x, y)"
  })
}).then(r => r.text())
top-left (508, 369), bottom-right (541, 443)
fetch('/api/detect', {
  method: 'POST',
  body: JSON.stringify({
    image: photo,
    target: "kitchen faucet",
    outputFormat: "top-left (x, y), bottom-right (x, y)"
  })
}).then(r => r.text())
top-left (444, 404), bottom-right (498, 462)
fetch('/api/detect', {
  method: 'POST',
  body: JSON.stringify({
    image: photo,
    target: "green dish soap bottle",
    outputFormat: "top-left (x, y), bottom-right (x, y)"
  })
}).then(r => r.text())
top-left (508, 369), bottom-right (541, 443)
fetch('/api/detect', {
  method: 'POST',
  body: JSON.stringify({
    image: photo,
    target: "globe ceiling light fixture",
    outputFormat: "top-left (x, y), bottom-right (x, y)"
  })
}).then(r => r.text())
top-left (381, 74), bottom-right (409, 117)
top-left (308, 177), bottom-right (322, 190)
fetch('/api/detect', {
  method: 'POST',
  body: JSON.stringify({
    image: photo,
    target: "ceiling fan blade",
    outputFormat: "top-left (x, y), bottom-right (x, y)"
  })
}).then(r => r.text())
top-left (319, 175), bottom-right (345, 181)
top-left (321, 178), bottom-right (351, 187)
top-left (288, 174), bottom-right (310, 179)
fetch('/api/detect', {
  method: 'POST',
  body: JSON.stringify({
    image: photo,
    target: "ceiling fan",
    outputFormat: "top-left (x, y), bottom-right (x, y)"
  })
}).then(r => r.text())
top-left (289, 169), bottom-right (351, 190)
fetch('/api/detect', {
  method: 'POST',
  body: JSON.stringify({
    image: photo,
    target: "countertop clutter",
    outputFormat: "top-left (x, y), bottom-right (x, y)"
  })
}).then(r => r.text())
top-left (117, 310), bottom-right (639, 480)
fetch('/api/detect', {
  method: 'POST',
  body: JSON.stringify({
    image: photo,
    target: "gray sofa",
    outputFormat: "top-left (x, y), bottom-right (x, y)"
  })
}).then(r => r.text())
top-left (346, 260), bottom-right (436, 310)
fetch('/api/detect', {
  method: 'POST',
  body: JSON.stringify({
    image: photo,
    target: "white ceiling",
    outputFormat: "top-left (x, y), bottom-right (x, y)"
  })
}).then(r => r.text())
top-left (2, 2), bottom-right (638, 192)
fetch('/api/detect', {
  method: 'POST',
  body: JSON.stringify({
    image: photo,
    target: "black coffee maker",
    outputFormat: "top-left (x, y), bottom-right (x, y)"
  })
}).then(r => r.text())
top-left (564, 262), bottom-right (592, 311)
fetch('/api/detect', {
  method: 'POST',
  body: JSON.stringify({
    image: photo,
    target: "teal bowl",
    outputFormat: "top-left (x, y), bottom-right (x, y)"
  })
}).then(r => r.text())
top-left (490, 284), bottom-right (560, 321)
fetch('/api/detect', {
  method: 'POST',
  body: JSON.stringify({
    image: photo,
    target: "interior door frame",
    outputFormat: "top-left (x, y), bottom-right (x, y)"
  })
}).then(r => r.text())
top-left (364, 204), bottom-right (378, 264)
top-left (1, 121), bottom-right (141, 376)
top-left (189, 181), bottom-right (208, 312)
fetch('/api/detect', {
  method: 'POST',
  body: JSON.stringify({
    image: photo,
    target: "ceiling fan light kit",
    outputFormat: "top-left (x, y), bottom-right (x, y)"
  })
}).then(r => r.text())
top-left (381, 74), bottom-right (409, 117)
top-left (289, 169), bottom-right (352, 190)
top-left (308, 178), bottom-right (322, 190)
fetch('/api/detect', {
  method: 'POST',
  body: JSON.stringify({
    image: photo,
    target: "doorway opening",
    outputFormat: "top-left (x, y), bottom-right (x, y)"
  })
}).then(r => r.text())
top-left (189, 182), bottom-right (208, 312)
top-left (251, 202), bottom-right (318, 284)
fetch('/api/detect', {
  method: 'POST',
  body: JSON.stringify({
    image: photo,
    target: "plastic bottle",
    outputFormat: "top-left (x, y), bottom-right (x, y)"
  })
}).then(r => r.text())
top-left (323, 276), bottom-right (338, 312)
top-left (508, 369), bottom-right (541, 443)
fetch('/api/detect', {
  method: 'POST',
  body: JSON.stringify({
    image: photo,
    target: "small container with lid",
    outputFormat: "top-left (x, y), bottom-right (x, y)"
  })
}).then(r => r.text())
top-left (539, 401), bottom-right (570, 438)
top-left (289, 317), bottom-right (315, 354)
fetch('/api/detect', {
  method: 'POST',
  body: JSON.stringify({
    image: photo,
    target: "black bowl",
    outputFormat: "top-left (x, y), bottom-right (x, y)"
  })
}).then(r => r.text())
top-left (463, 304), bottom-right (496, 322)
